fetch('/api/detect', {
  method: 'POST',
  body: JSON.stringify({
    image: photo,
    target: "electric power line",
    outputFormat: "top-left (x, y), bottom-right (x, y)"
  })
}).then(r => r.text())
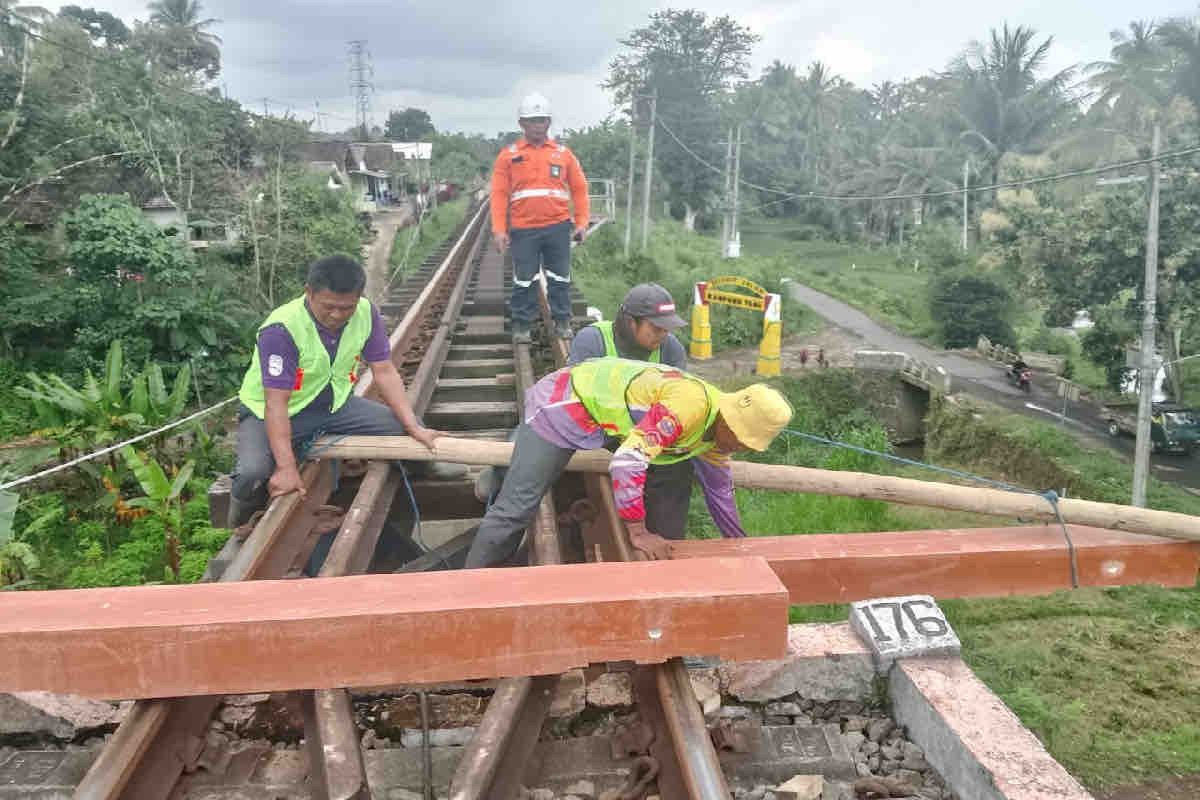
top-left (654, 115), bottom-right (1200, 204)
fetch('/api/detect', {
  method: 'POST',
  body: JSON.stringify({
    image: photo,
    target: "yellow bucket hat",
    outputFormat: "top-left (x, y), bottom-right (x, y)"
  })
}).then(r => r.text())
top-left (717, 384), bottom-right (794, 451)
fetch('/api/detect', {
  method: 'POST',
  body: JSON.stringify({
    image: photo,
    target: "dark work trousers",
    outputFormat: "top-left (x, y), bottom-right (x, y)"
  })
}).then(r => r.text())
top-left (509, 219), bottom-right (572, 325)
top-left (467, 426), bottom-right (696, 569)
top-left (228, 395), bottom-right (411, 528)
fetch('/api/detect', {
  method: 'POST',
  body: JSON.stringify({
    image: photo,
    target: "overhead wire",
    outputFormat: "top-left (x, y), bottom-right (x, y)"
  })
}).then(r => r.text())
top-left (654, 114), bottom-right (1200, 204)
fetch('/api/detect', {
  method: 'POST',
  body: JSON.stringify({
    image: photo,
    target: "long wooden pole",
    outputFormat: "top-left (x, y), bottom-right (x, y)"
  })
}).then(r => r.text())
top-left (312, 435), bottom-right (1200, 542)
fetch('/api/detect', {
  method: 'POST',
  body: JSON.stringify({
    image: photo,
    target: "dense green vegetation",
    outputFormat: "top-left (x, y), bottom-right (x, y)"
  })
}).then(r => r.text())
top-left (389, 196), bottom-right (471, 278)
top-left (575, 220), bottom-right (821, 351)
top-left (719, 372), bottom-right (1200, 789)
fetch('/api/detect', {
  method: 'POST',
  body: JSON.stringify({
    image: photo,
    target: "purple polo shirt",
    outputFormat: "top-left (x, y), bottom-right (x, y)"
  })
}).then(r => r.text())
top-left (257, 302), bottom-right (391, 404)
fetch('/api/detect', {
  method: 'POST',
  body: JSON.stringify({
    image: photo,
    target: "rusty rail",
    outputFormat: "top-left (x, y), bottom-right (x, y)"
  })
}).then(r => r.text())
top-left (75, 201), bottom-right (490, 800)
top-left (539, 281), bottom-right (733, 799)
top-left (447, 252), bottom-right (564, 800)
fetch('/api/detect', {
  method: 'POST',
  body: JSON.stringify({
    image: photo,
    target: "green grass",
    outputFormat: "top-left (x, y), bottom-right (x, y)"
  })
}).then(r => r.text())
top-left (741, 219), bottom-right (938, 340)
top-left (928, 394), bottom-right (1200, 516)
top-left (789, 584), bottom-right (1200, 789)
top-left (757, 384), bottom-right (1200, 789)
top-left (389, 197), bottom-right (469, 276)
top-left (574, 219), bottom-right (822, 353)
top-left (741, 218), bottom-right (1121, 393)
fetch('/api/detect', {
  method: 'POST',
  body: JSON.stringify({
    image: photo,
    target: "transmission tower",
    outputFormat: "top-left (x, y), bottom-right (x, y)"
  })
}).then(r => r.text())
top-left (347, 40), bottom-right (374, 140)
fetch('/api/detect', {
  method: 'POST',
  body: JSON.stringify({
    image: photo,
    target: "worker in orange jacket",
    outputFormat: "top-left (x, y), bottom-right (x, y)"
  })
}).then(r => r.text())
top-left (490, 92), bottom-right (589, 343)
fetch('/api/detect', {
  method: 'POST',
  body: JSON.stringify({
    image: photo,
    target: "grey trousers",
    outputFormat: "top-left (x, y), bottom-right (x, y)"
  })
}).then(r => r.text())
top-left (229, 396), bottom-right (409, 527)
top-left (465, 424), bottom-right (575, 568)
top-left (464, 425), bottom-right (696, 569)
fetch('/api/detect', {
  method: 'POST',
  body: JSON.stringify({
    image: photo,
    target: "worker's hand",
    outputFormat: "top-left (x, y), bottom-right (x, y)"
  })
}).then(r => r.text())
top-left (494, 232), bottom-right (510, 253)
top-left (268, 464), bottom-right (306, 499)
top-left (627, 521), bottom-right (673, 561)
top-left (572, 226), bottom-right (586, 244)
top-left (409, 425), bottom-right (443, 452)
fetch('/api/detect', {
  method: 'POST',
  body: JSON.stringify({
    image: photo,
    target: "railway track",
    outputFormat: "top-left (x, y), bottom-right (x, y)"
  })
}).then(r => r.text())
top-left (33, 197), bottom-right (740, 800)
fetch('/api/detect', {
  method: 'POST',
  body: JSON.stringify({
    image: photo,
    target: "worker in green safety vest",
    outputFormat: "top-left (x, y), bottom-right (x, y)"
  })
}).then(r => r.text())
top-left (567, 283), bottom-right (692, 539)
top-left (465, 357), bottom-right (793, 567)
top-left (569, 283), bottom-right (689, 367)
top-left (230, 255), bottom-right (454, 533)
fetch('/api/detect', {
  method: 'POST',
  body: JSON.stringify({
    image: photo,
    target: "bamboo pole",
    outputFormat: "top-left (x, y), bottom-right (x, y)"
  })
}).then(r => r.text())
top-left (311, 435), bottom-right (1200, 543)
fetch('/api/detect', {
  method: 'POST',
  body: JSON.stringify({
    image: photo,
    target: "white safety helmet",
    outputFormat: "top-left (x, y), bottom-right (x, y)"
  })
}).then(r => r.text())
top-left (518, 92), bottom-right (552, 120)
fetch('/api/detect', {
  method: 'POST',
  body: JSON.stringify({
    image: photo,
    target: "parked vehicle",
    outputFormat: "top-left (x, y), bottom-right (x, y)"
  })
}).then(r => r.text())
top-left (1103, 402), bottom-right (1200, 455)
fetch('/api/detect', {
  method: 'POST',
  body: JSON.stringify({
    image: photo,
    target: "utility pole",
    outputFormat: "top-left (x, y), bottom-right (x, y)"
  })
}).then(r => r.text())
top-left (730, 124), bottom-right (742, 257)
top-left (961, 160), bottom-right (970, 252)
top-left (640, 88), bottom-right (657, 252)
top-left (262, 98), bottom-right (270, 117)
top-left (1132, 123), bottom-right (1163, 508)
top-left (347, 40), bottom-right (373, 141)
top-left (624, 97), bottom-right (637, 259)
top-left (721, 128), bottom-right (734, 256)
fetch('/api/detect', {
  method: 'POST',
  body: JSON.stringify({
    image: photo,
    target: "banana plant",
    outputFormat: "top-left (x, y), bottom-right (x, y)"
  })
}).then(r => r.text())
top-left (121, 446), bottom-right (194, 581)
top-left (0, 479), bottom-right (38, 589)
top-left (14, 342), bottom-right (193, 475)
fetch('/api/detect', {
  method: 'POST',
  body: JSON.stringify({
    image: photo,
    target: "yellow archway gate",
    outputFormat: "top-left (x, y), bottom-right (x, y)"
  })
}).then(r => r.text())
top-left (689, 276), bottom-right (783, 376)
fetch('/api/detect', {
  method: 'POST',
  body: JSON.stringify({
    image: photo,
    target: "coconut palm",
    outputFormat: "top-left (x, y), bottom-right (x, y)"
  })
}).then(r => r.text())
top-left (1157, 15), bottom-right (1200, 111)
top-left (147, 0), bottom-right (220, 46)
top-left (1087, 21), bottom-right (1171, 125)
top-left (951, 25), bottom-right (1077, 195)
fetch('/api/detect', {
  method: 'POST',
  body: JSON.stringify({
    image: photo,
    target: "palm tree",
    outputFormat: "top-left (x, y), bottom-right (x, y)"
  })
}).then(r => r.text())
top-left (951, 24), bottom-right (1076, 196)
top-left (147, 0), bottom-right (221, 46)
top-left (1157, 15), bottom-right (1200, 111)
top-left (1086, 21), bottom-right (1171, 126)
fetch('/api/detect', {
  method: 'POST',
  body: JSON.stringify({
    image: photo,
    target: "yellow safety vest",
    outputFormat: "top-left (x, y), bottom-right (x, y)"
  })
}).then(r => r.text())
top-left (569, 358), bottom-right (720, 464)
top-left (238, 296), bottom-right (373, 418)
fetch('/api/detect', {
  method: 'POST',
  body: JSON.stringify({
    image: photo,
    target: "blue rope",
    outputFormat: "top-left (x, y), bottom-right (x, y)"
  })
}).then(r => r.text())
top-left (779, 428), bottom-right (1080, 588)
top-left (302, 433), bottom-right (449, 569)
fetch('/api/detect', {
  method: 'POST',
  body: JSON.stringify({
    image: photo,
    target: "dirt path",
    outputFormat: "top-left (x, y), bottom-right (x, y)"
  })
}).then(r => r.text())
top-left (363, 206), bottom-right (413, 304)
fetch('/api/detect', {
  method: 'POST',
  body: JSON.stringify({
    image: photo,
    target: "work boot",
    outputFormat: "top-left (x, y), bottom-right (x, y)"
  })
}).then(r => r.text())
top-left (512, 323), bottom-right (532, 344)
top-left (554, 319), bottom-right (574, 340)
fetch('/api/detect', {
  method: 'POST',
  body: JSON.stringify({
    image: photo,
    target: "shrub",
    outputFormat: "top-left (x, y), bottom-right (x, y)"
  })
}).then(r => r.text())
top-left (930, 273), bottom-right (1017, 348)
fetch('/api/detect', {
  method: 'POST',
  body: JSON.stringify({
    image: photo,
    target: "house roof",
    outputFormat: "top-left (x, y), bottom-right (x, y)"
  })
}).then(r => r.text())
top-left (303, 140), bottom-right (415, 175)
top-left (302, 141), bottom-right (350, 164)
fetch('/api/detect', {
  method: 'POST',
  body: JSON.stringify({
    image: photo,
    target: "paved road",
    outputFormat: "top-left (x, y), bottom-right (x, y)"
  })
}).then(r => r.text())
top-left (788, 282), bottom-right (1200, 494)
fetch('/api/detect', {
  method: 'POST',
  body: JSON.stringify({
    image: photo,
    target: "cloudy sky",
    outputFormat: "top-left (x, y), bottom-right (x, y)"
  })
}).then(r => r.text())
top-left (46, 0), bottom-right (1198, 135)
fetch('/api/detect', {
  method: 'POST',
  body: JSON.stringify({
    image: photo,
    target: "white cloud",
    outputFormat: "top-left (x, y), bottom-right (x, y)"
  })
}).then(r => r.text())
top-left (39, 0), bottom-right (1195, 134)
top-left (811, 35), bottom-right (876, 84)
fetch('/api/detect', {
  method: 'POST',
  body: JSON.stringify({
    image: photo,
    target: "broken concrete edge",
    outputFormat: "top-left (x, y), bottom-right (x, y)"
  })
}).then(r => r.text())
top-left (890, 657), bottom-right (1094, 800)
top-left (722, 622), bottom-right (1095, 800)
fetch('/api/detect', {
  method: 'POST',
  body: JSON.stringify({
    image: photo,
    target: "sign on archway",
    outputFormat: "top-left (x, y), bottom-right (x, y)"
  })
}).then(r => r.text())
top-left (689, 276), bottom-right (782, 376)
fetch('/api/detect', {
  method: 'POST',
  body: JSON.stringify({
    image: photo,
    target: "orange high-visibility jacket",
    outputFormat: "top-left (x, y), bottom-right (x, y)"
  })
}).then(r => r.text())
top-left (490, 137), bottom-right (589, 235)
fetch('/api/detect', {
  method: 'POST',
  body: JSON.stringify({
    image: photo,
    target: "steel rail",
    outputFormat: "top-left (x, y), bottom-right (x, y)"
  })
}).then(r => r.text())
top-left (536, 281), bottom-right (732, 799)
top-left (302, 199), bottom-right (489, 800)
top-left (75, 199), bottom-right (490, 800)
top-left (448, 241), bottom-right (564, 800)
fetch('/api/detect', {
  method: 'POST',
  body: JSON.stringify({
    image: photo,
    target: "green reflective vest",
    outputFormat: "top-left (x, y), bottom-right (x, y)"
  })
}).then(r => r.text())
top-left (592, 320), bottom-right (661, 363)
top-left (239, 296), bottom-right (373, 419)
top-left (569, 358), bottom-right (720, 464)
